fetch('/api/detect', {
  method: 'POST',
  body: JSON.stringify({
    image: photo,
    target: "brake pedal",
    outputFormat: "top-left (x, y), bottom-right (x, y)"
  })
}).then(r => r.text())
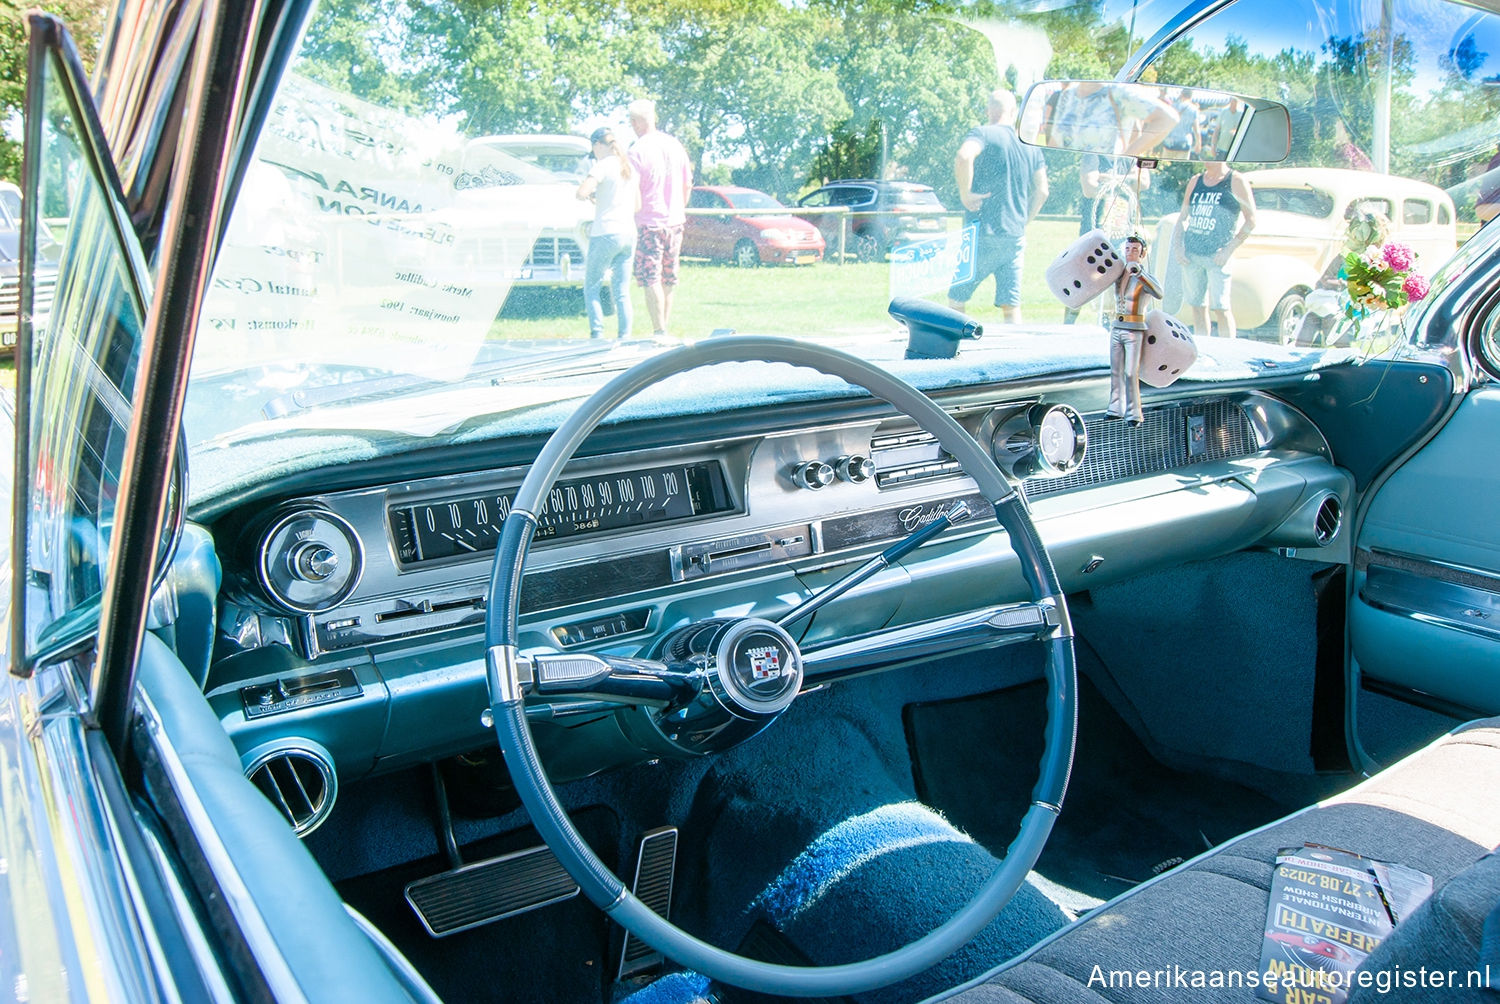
top-left (405, 844), bottom-right (580, 937)
top-left (618, 827), bottom-right (679, 980)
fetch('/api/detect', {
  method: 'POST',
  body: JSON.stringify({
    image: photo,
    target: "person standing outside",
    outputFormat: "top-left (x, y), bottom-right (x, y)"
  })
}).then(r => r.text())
top-left (627, 99), bottom-right (692, 337)
top-left (576, 126), bottom-right (638, 339)
top-left (947, 89), bottom-right (1048, 324)
top-left (1172, 160), bottom-right (1255, 339)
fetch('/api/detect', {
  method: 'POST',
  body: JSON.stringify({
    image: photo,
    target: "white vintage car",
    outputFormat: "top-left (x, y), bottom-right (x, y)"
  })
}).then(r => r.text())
top-left (1155, 168), bottom-right (1457, 342)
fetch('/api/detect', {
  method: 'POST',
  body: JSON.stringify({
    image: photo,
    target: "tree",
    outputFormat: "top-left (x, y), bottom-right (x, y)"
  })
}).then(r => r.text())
top-left (0, 0), bottom-right (106, 183)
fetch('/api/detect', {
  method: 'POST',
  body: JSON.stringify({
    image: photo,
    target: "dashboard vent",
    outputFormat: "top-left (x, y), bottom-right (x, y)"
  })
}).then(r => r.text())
top-left (1026, 399), bottom-right (1256, 498)
top-left (245, 744), bottom-right (337, 837)
top-left (1315, 495), bottom-right (1342, 546)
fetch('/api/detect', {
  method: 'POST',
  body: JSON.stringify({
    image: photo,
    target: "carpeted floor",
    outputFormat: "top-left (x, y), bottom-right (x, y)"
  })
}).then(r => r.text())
top-left (906, 671), bottom-right (1294, 905)
top-left (311, 560), bottom-right (1332, 1004)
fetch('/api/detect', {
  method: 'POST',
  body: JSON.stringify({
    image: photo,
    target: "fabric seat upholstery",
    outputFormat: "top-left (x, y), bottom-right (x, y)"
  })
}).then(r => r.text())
top-left (931, 719), bottom-right (1500, 1003)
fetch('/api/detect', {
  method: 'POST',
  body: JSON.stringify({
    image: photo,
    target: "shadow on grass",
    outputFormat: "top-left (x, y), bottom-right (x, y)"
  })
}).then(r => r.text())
top-left (499, 286), bottom-right (588, 320)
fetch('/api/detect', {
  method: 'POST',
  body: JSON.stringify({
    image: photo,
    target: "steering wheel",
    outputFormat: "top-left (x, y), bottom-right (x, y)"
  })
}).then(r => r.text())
top-left (484, 336), bottom-right (1076, 998)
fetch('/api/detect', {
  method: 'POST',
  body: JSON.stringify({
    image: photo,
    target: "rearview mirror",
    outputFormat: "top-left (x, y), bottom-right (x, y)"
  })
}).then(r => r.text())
top-left (1017, 81), bottom-right (1291, 164)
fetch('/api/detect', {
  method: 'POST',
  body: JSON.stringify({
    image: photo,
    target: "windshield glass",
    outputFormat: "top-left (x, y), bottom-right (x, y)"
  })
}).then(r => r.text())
top-left (725, 190), bottom-right (786, 211)
top-left (186, 0), bottom-right (1500, 505)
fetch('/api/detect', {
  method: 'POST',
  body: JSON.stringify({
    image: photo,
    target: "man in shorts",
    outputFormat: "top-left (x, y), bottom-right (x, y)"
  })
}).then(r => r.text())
top-left (628, 99), bottom-right (693, 337)
top-left (947, 89), bottom-right (1048, 324)
top-left (1172, 160), bottom-right (1256, 339)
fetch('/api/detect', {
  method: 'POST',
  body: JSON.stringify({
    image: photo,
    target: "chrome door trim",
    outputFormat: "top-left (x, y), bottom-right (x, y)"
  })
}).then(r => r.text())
top-left (135, 686), bottom-right (311, 1003)
top-left (92, 0), bottom-right (268, 755)
top-left (3, 665), bottom-right (165, 1001)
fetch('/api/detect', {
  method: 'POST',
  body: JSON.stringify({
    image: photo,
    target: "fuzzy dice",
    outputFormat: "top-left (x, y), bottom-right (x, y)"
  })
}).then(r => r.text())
top-left (1140, 310), bottom-right (1197, 387)
top-left (1045, 228), bottom-right (1124, 308)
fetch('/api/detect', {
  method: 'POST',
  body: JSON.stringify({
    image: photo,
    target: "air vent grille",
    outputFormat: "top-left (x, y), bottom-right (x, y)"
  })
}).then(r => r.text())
top-left (1026, 399), bottom-right (1257, 498)
top-left (246, 747), bottom-right (336, 837)
top-left (1315, 495), bottom-right (1342, 545)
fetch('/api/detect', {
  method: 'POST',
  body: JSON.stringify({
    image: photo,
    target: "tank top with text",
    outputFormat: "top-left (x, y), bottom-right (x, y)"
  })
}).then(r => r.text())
top-left (1182, 171), bottom-right (1241, 258)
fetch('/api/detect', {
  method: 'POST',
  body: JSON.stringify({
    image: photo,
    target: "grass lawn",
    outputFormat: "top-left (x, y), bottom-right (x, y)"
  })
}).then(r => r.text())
top-left (491, 219), bottom-right (1090, 343)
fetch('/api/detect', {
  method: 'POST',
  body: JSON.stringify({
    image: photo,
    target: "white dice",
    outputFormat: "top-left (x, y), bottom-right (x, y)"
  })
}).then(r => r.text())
top-left (1140, 310), bottom-right (1197, 387)
top-left (1045, 228), bottom-right (1124, 308)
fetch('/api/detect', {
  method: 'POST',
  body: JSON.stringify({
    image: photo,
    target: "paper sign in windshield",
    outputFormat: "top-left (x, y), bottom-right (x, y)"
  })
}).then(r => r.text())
top-left (199, 74), bottom-right (587, 381)
top-left (1257, 844), bottom-right (1432, 1004)
top-left (888, 224), bottom-right (975, 299)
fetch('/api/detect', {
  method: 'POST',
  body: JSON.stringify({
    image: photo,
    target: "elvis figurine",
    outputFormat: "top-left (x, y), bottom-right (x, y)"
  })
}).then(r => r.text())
top-left (1043, 228), bottom-right (1198, 426)
top-left (1107, 234), bottom-right (1162, 425)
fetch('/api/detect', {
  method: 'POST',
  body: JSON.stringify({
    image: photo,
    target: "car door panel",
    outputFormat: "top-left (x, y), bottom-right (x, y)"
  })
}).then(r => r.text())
top-left (1351, 385), bottom-right (1500, 714)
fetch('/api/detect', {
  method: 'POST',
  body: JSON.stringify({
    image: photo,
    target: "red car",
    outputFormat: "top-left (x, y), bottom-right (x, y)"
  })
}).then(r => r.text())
top-left (683, 185), bottom-right (826, 266)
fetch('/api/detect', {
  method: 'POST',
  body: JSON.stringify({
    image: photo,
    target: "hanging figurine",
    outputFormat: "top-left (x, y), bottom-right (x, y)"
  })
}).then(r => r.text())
top-left (1045, 228), bottom-right (1197, 427)
top-left (1107, 234), bottom-right (1161, 424)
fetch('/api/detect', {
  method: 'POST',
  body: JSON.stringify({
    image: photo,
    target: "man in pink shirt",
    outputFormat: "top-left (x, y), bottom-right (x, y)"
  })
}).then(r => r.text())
top-left (627, 98), bottom-right (693, 336)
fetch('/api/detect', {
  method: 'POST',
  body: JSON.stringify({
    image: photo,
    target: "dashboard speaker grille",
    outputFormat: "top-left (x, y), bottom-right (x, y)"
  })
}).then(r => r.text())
top-left (1026, 399), bottom-right (1256, 498)
top-left (246, 747), bottom-right (336, 837)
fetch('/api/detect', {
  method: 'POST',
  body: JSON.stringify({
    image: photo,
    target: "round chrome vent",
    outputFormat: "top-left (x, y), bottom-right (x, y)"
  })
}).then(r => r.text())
top-left (257, 508), bottom-right (364, 613)
top-left (1314, 494), bottom-right (1342, 546)
top-left (243, 742), bottom-right (337, 837)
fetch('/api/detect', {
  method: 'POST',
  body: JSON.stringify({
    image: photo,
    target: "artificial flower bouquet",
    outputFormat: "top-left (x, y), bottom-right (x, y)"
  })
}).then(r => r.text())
top-left (1339, 213), bottom-right (1429, 325)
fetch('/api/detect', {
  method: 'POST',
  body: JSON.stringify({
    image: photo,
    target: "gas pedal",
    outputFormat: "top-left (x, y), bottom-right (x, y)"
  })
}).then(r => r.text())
top-left (617, 827), bottom-right (679, 980)
top-left (405, 844), bottom-right (579, 937)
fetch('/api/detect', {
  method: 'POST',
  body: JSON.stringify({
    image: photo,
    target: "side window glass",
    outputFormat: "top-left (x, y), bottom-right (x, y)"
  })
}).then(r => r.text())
top-left (799, 191), bottom-right (829, 208)
top-left (1402, 200), bottom-right (1433, 225)
top-left (15, 38), bottom-right (152, 669)
top-left (1352, 197), bottom-right (1394, 220)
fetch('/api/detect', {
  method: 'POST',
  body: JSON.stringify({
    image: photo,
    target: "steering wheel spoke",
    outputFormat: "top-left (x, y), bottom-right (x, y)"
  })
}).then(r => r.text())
top-left (520, 652), bottom-right (702, 708)
top-left (801, 599), bottom-right (1064, 683)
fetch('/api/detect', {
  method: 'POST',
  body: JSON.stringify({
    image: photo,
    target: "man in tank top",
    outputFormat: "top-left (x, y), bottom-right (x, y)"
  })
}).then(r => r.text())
top-left (1171, 161), bottom-right (1256, 339)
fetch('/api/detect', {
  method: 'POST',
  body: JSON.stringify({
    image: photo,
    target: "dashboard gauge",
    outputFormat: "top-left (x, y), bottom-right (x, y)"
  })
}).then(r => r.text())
top-left (258, 509), bottom-right (364, 613)
top-left (1028, 404), bottom-right (1087, 477)
top-left (388, 460), bottom-right (734, 566)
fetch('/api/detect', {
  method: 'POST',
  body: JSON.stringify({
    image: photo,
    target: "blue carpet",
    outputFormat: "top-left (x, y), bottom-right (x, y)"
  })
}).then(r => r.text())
top-left (618, 970), bottom-right (713, 1004)
top-left (677, 655), bottom-right (1068, 1004)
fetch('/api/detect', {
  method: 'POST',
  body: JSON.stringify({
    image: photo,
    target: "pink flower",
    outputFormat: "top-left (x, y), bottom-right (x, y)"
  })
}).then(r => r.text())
top-left (1403, 274), bottom-right (1430, 302)
top-left (1383, 242), bottom-right (1415, 272)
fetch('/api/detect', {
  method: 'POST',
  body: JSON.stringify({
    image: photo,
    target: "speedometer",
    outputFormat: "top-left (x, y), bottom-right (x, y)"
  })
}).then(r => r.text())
top-left (388, 461), bottom-right (733, 565)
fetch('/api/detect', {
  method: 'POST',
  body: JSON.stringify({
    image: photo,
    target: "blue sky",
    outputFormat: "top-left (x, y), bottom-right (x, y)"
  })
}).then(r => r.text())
top-left (1092, 0), bottom-right (1500, 98)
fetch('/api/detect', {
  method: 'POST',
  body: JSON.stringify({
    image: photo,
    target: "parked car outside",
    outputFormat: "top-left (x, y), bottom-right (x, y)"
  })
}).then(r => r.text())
top-left (456, 135), bottom-right (594, 294)
top-left (683, 185), bottom-right (825, 266)
top-left (0, 180), bottom-right (57, 351)
top-left (795, 179), bottom-right (949, 261)
top-left (1154, 167), bottom-right (1457, 342)
top-left (467, 134), bottom-right (593, 182)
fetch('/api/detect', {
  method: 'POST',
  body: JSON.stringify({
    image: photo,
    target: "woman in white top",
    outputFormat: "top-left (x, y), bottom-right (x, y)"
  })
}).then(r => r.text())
top-left (576, 126), bottom-right (638, 338)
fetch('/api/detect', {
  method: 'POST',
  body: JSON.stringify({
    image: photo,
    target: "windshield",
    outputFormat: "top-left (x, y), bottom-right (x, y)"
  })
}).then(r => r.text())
top-left (186, 0), bottom-right (1500, 505)
top-left (726, 190), bottom-right (786, 211)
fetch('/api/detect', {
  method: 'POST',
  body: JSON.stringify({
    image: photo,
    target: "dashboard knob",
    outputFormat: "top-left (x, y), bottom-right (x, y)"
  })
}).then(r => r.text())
top-left (835, 455), bottom-right (875, 483)
top-left (791, 460), bottom-right (834, 490)
top-left (290, 541), bottom-right (340, 582)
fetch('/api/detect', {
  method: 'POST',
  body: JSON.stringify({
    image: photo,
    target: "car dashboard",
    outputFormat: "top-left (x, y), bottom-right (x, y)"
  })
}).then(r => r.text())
top-left (186, 372), bottom-right (1351, 834)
